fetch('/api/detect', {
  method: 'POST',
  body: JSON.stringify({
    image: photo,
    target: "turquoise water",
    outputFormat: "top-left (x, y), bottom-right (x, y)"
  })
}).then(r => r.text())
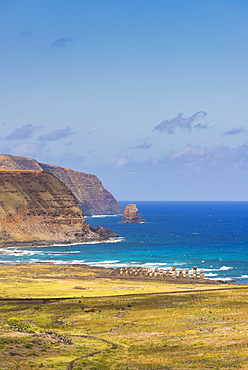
top-left (1, 201), bottom-right (248, 283)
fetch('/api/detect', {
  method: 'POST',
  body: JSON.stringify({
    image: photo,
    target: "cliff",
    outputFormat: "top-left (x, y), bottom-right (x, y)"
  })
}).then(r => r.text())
top-left (121, 204), bottom-right (146, 223)
top-left (0, 154), bottom-right (122, 216)
top-left (40, 163), bottom-right (122, 215)
top-left (0, 169), bottom-right (117, 246)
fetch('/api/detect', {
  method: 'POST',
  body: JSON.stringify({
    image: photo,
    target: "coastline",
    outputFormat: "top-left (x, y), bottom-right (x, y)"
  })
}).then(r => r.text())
top-left (0, 246), bottom-right (242, 284)
top-left (0, 237), bottom-right (121, 250)
top-left (1, 202), bottom-right (247, 283)
top-left (0, 260), bottom-right (238, 286)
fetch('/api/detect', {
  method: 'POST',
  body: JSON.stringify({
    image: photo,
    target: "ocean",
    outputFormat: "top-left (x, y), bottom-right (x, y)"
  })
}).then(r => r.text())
top-left (1, 201), bottom-right (248, 284)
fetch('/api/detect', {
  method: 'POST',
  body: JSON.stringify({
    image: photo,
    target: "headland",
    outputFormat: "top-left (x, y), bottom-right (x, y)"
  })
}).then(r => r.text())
top-left (0, 169), bottom-right (117, 247)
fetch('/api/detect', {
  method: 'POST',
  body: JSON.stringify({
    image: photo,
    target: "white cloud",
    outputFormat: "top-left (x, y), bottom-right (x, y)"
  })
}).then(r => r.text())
top-left (109, 157), bottom-right (130, 167)
top-left (38, 127), bottom-right (73, 142)
top-left (223, 127), bottom-right (248, 136)
top-left (154, 111), bottom-right (207, 134)
top-left (6, 124), bottom-right (42, 140)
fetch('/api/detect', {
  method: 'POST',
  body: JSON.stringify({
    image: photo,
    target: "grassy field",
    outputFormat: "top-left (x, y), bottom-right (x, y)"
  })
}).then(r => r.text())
top-left (0, 264), bottom-right (248, 369)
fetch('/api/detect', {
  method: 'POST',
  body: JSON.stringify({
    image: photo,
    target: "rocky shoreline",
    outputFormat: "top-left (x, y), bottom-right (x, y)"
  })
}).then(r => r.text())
top-left (0, 227), bottom-right (118, 249)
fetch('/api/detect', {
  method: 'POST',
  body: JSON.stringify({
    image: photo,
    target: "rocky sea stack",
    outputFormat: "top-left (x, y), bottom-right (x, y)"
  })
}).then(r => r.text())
top-left (121, 204), bottom-right (146, 223)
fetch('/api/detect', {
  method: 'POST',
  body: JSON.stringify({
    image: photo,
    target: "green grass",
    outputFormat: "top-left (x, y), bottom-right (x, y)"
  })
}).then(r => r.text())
top-left (0, 264), bottom-right (248, 369)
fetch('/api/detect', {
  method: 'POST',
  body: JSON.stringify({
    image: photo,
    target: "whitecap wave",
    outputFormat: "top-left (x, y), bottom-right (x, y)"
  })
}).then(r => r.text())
top-left (67, 260), bottom-right (86, 264)
top-left (204, 272), bottom-right (218, 277)
top-left (27, 259), bottom-right (85, 265)
top-left (235, 275), bottom-right (248, 279)
top-left (49, 260), bottom-right (69, 264)
top-left (100, 260), bottom-right (120, 263)
top-left (108, 238), bottom-right (125, 243)
top-left (204, 266), bottom-right (234, 272)
top-left (31, 259), bottom-right (69, 265)
top-left (142, 262), bottom-right (168, 267)
top-left (51, 243), bottom-right (85, 247)
top-left (209, 277), bottom-right (233, 282)
top-left (2, 249), bottom-right (42, 256)
top-left (88, 214), bottom-right (122, 218)
top-left (86, 260), bottom-right (124, 268)
top-left (48, 251), bottom-right (81, 254)
top-left (219, 266), bottom-right (234, 271)
top-left (0, 260), bottom-right (16, 264)
top-left (50, 237), bottom-right (124, 247)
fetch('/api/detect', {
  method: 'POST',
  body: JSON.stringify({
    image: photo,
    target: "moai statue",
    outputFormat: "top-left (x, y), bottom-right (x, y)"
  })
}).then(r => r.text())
top-left (159, 269), bottom-right (164, 277)
top-left (154, 272), bottom-right (158, 277)
top-left (165, 269), bottom-right (170, 278)
top-left (134, 271), bottom-right (138, 276)
top-left (149, 271), bottom-right (153, 277)
top-left (179, 269), bottom-right (183, 278)
top-left (125, 270), bottom-right (129, 276)
top-left (193, 266), bottom-right (198, 279)
top-left (200, 269), bottom-right (205, 280)
top-left (185, 268), bottom-right (189, 279)
top-left (120, 268), bottom-right (124, 276)
top-left (154, 267), bottom-right (159, 273)
top-left (172, 266), bottom-right (177, 278)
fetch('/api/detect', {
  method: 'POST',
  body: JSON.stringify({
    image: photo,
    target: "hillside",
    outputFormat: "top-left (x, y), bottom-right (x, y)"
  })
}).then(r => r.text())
top-left (0, 154), bottom-right (122, 215)
top-left (0, 169), bottom-right (117, 245)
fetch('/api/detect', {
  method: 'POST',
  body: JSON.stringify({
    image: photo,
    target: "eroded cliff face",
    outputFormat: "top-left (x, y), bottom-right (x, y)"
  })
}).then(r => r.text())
top-left (0, 154), bottom-right (122, 216)
top-left (40, 163), bottom-right (122, 215)
top-left (0, 169), bottom-right (117, 245)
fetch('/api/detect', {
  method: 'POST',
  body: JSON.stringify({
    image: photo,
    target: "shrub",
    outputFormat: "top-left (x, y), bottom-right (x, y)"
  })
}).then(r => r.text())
top-left (7, 317), bottom-right (38, 333)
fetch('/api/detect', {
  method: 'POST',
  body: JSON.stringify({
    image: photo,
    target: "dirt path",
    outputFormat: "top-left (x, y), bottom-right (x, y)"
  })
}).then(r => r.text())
top-left (66, 334), bottom-right (117, 370)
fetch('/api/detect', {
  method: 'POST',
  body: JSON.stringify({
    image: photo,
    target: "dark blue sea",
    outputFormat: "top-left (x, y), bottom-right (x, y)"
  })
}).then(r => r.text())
top-left (1, 201), bottom-right (248, 284)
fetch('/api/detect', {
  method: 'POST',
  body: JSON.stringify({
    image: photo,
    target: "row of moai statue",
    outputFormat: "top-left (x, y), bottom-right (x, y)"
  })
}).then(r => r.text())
top-left (119, 265), bottom-right (205, 280)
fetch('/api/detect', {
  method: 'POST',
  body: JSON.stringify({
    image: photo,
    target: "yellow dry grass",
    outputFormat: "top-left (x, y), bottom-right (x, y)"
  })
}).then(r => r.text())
top-left (0, 264), bottom-right (248, 369)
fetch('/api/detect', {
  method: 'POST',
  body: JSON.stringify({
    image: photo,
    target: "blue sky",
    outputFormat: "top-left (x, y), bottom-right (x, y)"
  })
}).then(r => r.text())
top-left (1, 0), bottom-right (248, 200)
